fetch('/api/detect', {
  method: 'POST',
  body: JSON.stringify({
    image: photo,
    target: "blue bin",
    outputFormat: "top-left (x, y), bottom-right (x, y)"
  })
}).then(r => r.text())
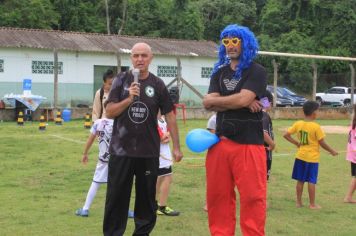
top-left (62, 109), bottom-right (71, 122)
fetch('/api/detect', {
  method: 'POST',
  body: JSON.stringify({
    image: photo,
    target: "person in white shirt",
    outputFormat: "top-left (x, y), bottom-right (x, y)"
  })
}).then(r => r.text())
top-left (156, 115), bottom-right (180, 216)
top-left (75, 118), bottom-right (134, 218)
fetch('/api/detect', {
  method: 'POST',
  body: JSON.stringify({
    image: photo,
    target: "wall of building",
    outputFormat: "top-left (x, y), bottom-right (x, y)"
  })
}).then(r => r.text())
top-left (0, 47), bottom-right (215, 108)
top-left (0, 48), bottom-right (121, 106)
top-left (155, 56), bottom-right (213, 106)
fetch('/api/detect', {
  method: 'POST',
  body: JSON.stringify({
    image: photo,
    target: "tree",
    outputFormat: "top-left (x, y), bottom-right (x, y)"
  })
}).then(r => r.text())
top-left (198, 0), bottom-right (257, 41)
top-left (51, 0), bottom-right (106, 32)
top-left (102, 0), bottom-right (128, 35)
top-left (122, 0), bottom-right (167, 37)
top-left (0, 0), bottom-right (59, 29)
top-left (104, 0), bottom-right (110, 34)
top-left (161, 1), bottom-right (204, 40)
top-left (258, 0), bottom-right (356, 92)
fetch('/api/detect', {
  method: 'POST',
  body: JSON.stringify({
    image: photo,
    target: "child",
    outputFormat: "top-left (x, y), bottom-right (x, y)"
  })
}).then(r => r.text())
top-left (156, 115), bottom-right (180, 216)
top-left (75, 118), bottom-right (134, 217)
top-left (283, 101), bottom-right (338, 209)
top-left (344, 105), bottom-right (356, 203)
top-left (207, 113), bottom-right (216, 133)
top-left (262, 91), bottom-right (275, 180)
top-left (204, 113), bottom-right (217, 211)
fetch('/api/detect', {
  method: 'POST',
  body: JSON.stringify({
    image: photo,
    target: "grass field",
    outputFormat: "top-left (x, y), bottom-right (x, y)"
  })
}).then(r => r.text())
top-left (0, 119), bottom-right (355, 236)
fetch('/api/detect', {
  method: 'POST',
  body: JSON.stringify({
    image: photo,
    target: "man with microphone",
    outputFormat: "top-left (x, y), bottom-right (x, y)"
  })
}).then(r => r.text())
top-left (103, 42), bottom-right (183, 236)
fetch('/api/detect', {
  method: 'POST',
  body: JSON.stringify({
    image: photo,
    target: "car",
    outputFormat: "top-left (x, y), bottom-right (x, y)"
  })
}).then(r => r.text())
top-left (266, 86), bottom-right (293, 107)
top-left (315, 86), bottom-right (354, 106)
top-left (267, 85), bottom-right (307, 107)
top-left (275, 96), bottom-right (293, 107)
top-left (278, 87), bottom-right (307, 106)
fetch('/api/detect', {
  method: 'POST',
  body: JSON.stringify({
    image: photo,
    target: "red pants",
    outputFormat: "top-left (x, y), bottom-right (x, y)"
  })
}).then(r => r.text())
top-left (206, 139), bottom-right (266, 236)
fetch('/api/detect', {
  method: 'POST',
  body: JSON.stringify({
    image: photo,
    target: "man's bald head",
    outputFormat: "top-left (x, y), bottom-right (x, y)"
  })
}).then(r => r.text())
top-left (130, 42), bottom-right (153, 77)
top-left (131, 42), bottom-right (152, 55)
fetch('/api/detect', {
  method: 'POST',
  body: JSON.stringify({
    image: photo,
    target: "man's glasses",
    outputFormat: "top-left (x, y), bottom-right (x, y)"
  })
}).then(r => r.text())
top-left (222, 37), bottom-right (241, 47)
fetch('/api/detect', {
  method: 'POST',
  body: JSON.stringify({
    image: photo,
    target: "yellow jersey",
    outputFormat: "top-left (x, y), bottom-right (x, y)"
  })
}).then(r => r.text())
top-left (287, 120), bottom-right (325, 163)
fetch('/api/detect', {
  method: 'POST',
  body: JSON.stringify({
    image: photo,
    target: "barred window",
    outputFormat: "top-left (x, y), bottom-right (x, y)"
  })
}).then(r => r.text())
top-left (157, 65), bottom-right (177, 78)
top-left (201, 67), bottom-right (213, 78)
top-left (32, 61), bottom-right (63, 74)
top-left (0, 59), bottom-right (4, 72)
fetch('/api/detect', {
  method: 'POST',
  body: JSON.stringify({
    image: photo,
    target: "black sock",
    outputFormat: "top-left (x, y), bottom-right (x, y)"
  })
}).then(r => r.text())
top-left (159, 206), bottom-right (166, 210)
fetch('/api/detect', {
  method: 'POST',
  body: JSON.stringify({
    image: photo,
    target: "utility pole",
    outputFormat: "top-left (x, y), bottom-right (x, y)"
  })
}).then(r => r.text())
top-left (272, 59), bottom-right (278, 107)
top-left (53, 49), bottom-right (58, 110)
top-left (311, 62), bottom-right (317, 101)
top-left (350, 63), bottom-right (355, 106)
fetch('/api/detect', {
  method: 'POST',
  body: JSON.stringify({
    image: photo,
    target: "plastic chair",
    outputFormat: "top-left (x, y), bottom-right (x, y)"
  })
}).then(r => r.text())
top-left (174, 103), bottom-right (186, 124)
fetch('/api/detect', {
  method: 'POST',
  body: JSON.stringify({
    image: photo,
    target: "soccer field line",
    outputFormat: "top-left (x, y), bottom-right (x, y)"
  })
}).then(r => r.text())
top-left (46, 134), bottom-right (349, 159)
top-left (50, 134), bottom-right (85, 144)
top-left (183, 150), bottom-right (347, 161)
top-left (182, 153), bottom-right (291, 160)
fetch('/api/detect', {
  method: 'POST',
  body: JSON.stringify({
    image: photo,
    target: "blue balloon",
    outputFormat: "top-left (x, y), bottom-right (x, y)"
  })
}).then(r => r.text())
top-left (186, 129), bottom-right (220, 153)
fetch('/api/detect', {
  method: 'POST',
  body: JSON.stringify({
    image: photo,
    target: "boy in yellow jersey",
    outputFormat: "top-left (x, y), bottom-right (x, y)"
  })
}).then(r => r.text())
top-left (283, 101), bottom-right (338, 209)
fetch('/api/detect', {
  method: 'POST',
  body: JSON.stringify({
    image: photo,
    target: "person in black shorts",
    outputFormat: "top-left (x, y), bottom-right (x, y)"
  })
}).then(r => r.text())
top-left (203, 24), bottom-right (267, 236)
top-left (103, 42), bottom-right (183, 236)
top-left (156, 115), bottom-right (180, 216)
top-left (261, 90), bottom-right (275, 181)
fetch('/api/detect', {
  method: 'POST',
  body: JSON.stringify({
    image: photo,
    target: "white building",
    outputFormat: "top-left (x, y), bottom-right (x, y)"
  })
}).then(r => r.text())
top-left (0, 27), bottom-right (217, 107)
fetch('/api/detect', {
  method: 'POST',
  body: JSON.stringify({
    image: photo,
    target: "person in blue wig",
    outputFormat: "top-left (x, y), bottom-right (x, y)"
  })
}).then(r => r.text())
top-left (203, 24), bottom-right (267, 236)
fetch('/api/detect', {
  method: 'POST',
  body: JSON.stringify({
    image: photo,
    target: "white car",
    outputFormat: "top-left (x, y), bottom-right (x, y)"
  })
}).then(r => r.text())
top-left (316, 86), bottom-right (355, 106)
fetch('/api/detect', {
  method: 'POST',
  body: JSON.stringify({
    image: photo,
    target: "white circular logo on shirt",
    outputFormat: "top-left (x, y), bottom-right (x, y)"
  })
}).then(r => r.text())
top-left (128, 101), bottom-right (149, 124)
top-left (145, 86), bottom-right (155, 97)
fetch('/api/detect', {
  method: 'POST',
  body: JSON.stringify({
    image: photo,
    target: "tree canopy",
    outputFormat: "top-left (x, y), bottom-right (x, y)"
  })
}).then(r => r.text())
top-left (0, 0), bottom-right (355, 92)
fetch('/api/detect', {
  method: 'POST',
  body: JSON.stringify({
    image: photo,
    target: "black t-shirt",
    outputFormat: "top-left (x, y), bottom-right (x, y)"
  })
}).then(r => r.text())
top-left (106, 71), bottom-right (174, 158)
top-left (208, 62), bottom-right (267, 144)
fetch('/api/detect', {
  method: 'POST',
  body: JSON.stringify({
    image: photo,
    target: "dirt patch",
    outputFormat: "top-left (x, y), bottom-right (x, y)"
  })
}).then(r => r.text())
top-left (279, 125), bottom-right (349, 134)
top-left (321, 125), bottom-right (349, 134)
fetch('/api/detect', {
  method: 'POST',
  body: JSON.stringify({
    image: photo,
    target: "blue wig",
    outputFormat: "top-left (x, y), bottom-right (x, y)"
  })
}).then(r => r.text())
top-left (211, 24), bottom-right (259, 80)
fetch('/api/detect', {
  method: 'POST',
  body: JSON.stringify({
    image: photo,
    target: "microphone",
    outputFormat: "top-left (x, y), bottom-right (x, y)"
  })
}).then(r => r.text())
top-left (132, 68), bottom-right (140, 101)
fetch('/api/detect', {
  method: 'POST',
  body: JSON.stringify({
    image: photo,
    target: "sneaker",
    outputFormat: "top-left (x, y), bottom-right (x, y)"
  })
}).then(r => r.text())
top-left (75, 208), bottom-right (89, 217)
top-left (128, 210), bottom-right (134, 218)
top-left (157, 206), bottom-right (180, 216)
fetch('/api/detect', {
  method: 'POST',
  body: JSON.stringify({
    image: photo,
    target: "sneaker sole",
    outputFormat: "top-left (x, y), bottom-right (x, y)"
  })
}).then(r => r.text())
top-left (75, 213), bottom-right (89, 217)
top-left (157, 211), bottom-right (180, 216)
top-left (75, 209), bottom-right (89, 217)
top-left (164, 213), bottom-right (180, 216)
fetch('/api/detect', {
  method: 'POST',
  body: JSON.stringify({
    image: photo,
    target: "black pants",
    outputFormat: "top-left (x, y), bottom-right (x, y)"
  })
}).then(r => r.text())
top-left (266, 150), bottom-right (272, 180)
top-left (103, 155), bottom-right (159, 236)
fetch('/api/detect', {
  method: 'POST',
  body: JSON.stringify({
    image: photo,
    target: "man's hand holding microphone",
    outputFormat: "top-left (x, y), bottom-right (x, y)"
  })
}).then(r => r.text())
top-left (129, 68), bottom-right (140, 102)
